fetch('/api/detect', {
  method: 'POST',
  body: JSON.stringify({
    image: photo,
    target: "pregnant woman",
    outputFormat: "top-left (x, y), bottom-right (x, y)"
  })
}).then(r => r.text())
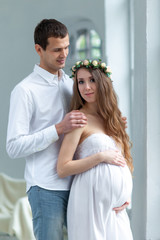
top-left (57, 59), bottom-right (133, 240)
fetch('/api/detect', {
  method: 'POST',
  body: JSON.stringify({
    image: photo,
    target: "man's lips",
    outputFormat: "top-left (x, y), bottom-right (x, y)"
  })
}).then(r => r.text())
top-left (57, 59), bottom-right (65, 64)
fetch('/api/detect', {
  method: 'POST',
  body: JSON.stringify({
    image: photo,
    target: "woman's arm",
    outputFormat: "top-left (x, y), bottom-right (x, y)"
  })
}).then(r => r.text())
top-left (57, 127), bottom-right (102, 178)
top-left (57, 128), bottom-right (126, 178)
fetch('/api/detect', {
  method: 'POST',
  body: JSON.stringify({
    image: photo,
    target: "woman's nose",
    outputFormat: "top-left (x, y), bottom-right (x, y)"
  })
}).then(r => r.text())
top-left (85, 82), bottom-right (91, 90)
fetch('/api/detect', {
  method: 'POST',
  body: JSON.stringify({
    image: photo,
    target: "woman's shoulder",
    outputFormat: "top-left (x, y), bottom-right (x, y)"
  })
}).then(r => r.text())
top-left (78, 109), bottom-right (94, 121)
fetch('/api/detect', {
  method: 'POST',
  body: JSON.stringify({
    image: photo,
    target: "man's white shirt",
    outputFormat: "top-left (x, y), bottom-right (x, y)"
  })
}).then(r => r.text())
top-left (6, 64), bottom-right (73, 191)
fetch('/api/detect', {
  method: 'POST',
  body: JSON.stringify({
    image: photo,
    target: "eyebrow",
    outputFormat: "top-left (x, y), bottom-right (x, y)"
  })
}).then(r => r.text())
top-left (77, 76), bottom-right (93, 80)
top-left (52, 44), bottom-right (70, 50)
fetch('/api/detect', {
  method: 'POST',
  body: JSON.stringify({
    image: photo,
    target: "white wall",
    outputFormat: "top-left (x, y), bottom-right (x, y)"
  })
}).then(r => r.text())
top-left (130, 0), bottom-right (147, 238)
top-left (104, 0), bottom-right (131, 135)
top-left (131, 0), bottom-right (160, 239)
top-left (0, 0), bottom-right (105, 178)
top-left (147, 0), bottom-right (160, 238)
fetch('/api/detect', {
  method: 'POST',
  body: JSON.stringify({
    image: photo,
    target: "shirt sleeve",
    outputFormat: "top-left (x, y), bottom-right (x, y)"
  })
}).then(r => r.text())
top-left (6, 85), bottom-right (59, 159)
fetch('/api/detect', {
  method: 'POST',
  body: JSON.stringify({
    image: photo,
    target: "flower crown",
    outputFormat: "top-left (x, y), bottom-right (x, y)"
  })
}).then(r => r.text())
top-left (70, 59), bottom-right (112, 79)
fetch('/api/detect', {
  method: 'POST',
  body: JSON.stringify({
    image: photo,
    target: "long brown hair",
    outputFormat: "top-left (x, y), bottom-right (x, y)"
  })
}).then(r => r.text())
top-left (70, 67), bottom-right (133, 173)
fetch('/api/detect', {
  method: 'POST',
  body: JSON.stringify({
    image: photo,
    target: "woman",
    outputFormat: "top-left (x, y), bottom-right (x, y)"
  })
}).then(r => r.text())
top-left (57, 59), bottom-right (133, 240)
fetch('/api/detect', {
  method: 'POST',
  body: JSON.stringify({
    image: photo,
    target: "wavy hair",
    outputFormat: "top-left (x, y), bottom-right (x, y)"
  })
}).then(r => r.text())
top-left (70, 67), bottom-right (133, 173)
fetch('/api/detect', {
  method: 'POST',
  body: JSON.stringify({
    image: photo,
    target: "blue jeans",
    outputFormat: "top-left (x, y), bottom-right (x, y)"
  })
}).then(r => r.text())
top-left (27, 186), bottom-right (69, 240)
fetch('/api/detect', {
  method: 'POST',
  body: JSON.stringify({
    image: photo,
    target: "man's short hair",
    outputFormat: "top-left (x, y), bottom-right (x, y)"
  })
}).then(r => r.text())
top-left (34, 19), bottom-right (68, 50)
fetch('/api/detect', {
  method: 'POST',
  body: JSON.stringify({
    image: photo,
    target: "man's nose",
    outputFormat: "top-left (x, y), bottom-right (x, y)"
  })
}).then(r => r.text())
top-left (60, 49), bottom-right (68, 58)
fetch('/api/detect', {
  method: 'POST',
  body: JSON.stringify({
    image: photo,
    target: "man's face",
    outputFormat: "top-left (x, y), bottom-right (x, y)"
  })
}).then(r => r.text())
top-left (36, 34), bottom-right (69, 74)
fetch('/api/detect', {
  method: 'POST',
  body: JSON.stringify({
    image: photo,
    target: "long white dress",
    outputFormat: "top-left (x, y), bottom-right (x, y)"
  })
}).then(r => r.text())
top-left (67, 133), bottom-right (133, 240)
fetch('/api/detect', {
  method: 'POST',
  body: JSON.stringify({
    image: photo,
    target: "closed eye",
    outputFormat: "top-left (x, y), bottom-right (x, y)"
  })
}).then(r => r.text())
top-left (53, 48), bottom-right (61, 52)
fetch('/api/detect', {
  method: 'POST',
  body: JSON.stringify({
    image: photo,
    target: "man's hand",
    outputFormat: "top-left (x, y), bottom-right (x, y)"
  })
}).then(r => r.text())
top-left (56, 110), bottom-right (87, 135)
top-left (122, 116), bottom-right (127, 128)
top-left (113, 200), bottom-right (130, 214)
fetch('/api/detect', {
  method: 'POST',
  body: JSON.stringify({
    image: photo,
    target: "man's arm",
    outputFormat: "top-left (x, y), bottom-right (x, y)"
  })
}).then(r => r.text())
top-left (6, 86), bottom-right (58, 158)
top-left (6, 87), bottom-right (87, 159)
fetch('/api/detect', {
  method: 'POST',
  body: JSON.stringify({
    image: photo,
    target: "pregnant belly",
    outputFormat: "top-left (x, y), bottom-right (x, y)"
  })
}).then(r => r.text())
top-left (73, 163), bottom-right (132, 208)
top-left (108, 164), bottom-right (133, 208)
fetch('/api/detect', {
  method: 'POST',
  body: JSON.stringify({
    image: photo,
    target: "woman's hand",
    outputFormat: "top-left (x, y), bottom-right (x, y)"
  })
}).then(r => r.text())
top-left (100, 150), bottom-right (126, 167)
top-left (113, 200), bottom-right (130, 214)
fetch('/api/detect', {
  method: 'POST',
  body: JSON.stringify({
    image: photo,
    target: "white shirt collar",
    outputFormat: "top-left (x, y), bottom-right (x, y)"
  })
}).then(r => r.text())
top-left (34, 64), bottom-right (65, 84)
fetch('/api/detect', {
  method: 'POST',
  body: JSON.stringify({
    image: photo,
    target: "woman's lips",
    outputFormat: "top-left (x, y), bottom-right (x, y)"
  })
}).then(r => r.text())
top-left (85, 92), bottom-right (94, 96)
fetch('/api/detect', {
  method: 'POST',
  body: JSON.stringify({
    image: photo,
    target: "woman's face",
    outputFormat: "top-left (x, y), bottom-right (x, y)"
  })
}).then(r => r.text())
top-left (76, 68), bottom-right (97, 103)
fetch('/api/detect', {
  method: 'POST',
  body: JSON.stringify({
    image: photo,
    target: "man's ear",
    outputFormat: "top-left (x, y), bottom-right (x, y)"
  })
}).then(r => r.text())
top-left (35, 44), bottom-right (43, 56)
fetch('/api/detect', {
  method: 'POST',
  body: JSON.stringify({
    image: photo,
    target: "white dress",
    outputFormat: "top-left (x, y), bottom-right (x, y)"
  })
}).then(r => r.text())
top-left (67, 133), bottom-right (133, 240)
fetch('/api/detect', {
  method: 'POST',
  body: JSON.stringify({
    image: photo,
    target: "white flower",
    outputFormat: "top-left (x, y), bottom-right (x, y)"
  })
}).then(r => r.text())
top-left (105, 66), bottom-right (112, 73)
top-left (83, 60), bottom-right (89, 66)
top-left (76, 61), bottom-right (81, 65)
top-left (100, 62), bottom-right (106, 68)
top-left (72, 65), bottom-right (76, 71)
top-left (92, 60), bottom-right (98, 66)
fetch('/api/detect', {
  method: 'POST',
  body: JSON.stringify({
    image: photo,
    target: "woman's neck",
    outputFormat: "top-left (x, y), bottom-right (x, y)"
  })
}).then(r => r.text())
top-left (81, 103), bottom-right (98, 115)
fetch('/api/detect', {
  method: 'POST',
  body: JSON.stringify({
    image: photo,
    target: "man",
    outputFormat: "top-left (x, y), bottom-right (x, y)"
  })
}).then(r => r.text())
top-left (6, 19), bottom-right (129, 240)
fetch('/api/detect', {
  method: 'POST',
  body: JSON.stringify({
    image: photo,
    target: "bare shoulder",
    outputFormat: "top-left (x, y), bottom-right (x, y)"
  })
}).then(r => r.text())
top-left (64, 125), bottom-right (87, 141)
top-left (79, 109), bottom-right (93, 121)
top-left (78, 110), bottom-right (106, 144)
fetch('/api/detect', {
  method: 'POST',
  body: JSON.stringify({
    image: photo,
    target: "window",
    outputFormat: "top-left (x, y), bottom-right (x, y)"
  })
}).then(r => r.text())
top-left (65, 19), bottom-right (103, 75)
top-left (76, 29), bottom-right (102, 60)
